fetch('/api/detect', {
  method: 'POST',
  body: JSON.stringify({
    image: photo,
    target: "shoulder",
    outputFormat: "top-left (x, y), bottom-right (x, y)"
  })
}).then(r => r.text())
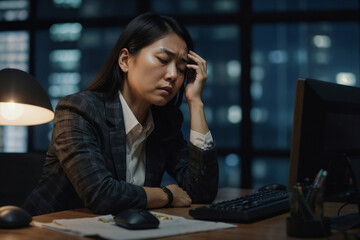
top-left (57, 91), bottom-right (107, 112)
top-left (59, 91), bottom-right (105, 107)
top-left (55, 91), bottom-right (110, 121)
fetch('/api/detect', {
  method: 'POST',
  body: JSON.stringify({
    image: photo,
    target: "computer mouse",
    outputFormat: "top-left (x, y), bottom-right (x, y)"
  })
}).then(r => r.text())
top-left (0, 205), bottom-right (32, 229)
top-left (113, 208), bottom-right (160, 230)
top-left (258, 183), bottom-right (287, 192)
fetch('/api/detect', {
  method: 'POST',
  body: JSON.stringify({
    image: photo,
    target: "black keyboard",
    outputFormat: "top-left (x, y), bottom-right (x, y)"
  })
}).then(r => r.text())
top-left (189, 189), bottom-right (289, 223)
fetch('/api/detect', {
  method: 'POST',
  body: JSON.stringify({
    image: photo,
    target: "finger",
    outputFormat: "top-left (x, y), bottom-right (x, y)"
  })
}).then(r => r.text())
top-left (188, 51), bottom-right (206, 66)
top-left (187, 63), bottom-right (206, 80)
top-left (186, 64), bottom-right (200, 77)
top-left (187, 54), bottom-right (206, 75)
top-left (186, 63), bottom-right (199, 70)
top-left (177, 192), bottom-right (192, 206)
top-left (187, 55), bottom-right (204, 67)
top-left (182, 198), bottom-right (192, 207)
top-left (188, 50), bottom-right (203, 61)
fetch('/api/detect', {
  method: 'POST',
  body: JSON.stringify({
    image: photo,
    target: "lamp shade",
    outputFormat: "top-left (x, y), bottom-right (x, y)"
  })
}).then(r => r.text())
top-left (0, 68), bottom-right (54, 126)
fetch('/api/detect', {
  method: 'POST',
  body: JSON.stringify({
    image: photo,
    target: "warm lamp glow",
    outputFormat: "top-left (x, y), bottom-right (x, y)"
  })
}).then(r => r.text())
top-left (0, 102), bottom-right (54, 126)
top-left (0, 102), bottom-right (24, 121)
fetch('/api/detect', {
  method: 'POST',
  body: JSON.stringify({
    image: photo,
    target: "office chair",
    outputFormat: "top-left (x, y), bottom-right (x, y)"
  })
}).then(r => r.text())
top-left (0, 152), bottom-right (45, 207)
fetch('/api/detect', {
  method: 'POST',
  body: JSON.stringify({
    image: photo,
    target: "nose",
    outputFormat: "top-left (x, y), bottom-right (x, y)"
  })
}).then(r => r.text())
top-left (164, 63), bottom-right (177, 83)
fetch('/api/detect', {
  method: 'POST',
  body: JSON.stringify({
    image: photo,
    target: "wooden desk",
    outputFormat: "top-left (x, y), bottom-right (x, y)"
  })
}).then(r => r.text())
top-left (1, 188), bottom-right (359, 240)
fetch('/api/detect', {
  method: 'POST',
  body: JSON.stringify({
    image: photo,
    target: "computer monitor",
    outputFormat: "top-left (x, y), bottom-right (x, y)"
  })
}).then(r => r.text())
top-left (345, 155), bottom-right (360, 210)
top-left (288, 78), bottom-right (360, 202)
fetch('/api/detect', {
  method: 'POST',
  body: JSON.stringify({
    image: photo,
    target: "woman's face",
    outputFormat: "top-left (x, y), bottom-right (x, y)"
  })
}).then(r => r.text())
top-left (121, 33), bottom-right (188, 107)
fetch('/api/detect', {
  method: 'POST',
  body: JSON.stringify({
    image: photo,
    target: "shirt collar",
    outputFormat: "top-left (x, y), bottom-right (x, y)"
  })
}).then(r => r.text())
top-left (118, 91), bottom-right (154, 135)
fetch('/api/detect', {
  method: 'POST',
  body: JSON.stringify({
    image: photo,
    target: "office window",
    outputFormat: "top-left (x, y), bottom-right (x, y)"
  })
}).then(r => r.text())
top-left (251, 157), bottom-right (289, 189)
top-left (0, 0), bottom-right (29, 21)
top-left (33, 26), bottom-right (122, 151)
top-left (180, 25), bottom-right (241, 149)
top-left (3, 126), bottom-right (28, 152)
top-left (219, 154), bottom-right (241, 187)
top-left (37, 0), bottom-right (137, 19)
top-left (0, 31), bottom-right (29, 71)
top-left (152, 0), bottom-right (239, 14)
top-left (253, 0), bottom-right (359, 12)
top-left (0, 31), bottom-right (29, 152)
top-left (251, 22), bottom-right (360, 150)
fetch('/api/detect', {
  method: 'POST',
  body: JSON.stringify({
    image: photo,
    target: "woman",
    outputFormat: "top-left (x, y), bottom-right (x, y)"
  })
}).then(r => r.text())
top-left (23, 12), bottom-right (218, 216)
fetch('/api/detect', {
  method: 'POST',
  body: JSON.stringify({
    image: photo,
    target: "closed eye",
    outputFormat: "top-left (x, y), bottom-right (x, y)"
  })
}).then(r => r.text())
top-left (157, 56), bottom-right (185, 74)
top-left (157, 57), bottom-right (168, 64)
top-left (178, 68), bottom-right (186, 74)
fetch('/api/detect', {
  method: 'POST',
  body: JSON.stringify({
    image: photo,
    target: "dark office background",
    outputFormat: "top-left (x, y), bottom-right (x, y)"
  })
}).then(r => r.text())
top-left (0, 0), bottom-right (359, 189)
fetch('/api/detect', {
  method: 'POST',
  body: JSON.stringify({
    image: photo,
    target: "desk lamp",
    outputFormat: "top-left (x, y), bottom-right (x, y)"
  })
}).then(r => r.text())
top-left (0, 68), bottom-right (54, 125)
top-left (0, 68), bottom-right (54, 229)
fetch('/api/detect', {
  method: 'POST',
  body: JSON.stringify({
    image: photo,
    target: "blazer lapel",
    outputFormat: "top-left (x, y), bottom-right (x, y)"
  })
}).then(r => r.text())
top-left (105, 95), bottom-right (127, 181)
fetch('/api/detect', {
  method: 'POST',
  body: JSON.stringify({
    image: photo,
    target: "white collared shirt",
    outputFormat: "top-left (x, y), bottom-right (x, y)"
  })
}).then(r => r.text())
top-left (119, 91), bottom-right (213, 186)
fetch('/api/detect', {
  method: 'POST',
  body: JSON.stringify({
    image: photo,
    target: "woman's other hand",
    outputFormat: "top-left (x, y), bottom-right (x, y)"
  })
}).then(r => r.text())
top-left (144, 185), bottom-right (191, 208)
top-left (166, 184), bottom-right (192, 207)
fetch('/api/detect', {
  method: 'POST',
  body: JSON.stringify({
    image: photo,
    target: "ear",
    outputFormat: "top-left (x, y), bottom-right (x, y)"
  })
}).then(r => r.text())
top-left (118, 48), bottom-right (130, 72)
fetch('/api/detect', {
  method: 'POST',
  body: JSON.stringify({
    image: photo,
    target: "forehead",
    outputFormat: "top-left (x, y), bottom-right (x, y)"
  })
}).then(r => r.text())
top-left (146, 33), bottom-right (188, 57)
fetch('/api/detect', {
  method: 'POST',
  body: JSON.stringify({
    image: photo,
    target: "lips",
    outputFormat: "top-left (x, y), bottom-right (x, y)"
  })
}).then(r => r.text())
top-left (159, 86), bottom-right (172, 95)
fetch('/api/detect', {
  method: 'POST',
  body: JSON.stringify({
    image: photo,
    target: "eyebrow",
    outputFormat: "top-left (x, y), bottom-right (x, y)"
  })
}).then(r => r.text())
top-left (159, 48), bottom-right (188, 63)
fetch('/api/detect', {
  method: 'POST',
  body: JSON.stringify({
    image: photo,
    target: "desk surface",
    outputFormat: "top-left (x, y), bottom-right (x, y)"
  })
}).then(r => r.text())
top-left (1, 188), bottom-right (359, 240)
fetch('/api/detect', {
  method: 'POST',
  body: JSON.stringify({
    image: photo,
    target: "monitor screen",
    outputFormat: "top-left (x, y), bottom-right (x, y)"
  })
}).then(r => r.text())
top-left (288, 78), bottom-right (360, 201)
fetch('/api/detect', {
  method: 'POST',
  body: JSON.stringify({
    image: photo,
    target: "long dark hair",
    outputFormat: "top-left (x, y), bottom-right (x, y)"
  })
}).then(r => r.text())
top-left (86, 12), bottom-right (194, 108)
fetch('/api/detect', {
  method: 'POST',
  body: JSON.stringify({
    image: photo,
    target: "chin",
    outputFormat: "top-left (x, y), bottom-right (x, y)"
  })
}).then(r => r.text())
top-left (153, 101), bottom-right (168, 107)
top-left (152, 96), bottom-right (173, 106)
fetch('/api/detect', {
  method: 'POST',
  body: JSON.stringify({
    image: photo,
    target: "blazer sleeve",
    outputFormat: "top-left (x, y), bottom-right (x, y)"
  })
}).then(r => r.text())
top-left (52, 93), bottom-right (147, 214)
top-left (162, 109), bottom-right (219, 204)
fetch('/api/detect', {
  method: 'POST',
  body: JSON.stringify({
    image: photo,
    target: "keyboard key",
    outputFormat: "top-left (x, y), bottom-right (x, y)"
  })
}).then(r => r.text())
top-left (189, 189), bottom-right (289, 223)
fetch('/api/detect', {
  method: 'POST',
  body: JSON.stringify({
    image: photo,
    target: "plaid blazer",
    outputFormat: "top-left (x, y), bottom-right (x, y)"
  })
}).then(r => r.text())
top-left (23, 91), bottom-right (218, 216)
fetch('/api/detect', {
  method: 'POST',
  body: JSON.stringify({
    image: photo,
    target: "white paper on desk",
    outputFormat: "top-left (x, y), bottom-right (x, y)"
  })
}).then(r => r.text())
top-left (33, 212), bottom-right (236, 240)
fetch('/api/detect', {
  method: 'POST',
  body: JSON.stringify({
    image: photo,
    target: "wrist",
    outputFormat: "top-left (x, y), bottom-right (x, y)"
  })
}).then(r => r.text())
top-left (188, 99), bottom-right (204, 111)
top-left (188, 100), bottom-right (209, 135)
top-left (161, 186), bottom-right (173, 208)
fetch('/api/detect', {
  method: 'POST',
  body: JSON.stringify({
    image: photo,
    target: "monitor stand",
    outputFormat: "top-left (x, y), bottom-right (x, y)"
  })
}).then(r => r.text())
top-left (330, 213), bottom-right (360, 230)
top-left (330, 154), bottom-right (360, 231)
